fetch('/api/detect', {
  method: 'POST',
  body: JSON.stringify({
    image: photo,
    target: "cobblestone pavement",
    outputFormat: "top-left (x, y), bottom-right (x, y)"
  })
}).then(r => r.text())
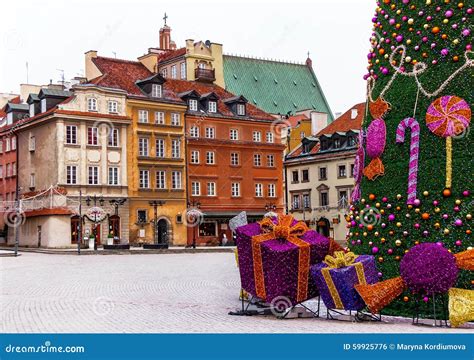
top-left (1, 252), bottom-right (472, 333)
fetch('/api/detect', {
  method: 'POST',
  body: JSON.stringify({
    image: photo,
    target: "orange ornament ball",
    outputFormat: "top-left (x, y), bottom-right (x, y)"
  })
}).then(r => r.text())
top-left (379, 48), bottom-right (385, 55)
top-left (395, 255), bottom-right (401, 261)
top-left (422, 213), bottom-right (430, 220)
top-left (467, 229), bottom-right (472, 235)
top-left (403, 296), bottom-right (409, 302)
top-left (453, 56), bottom-right (459, 62)
top-left (443, 189), bottom-right (452, 197)
top-left (432, 26), bottom-right (441, 34)
top-left (442, 34), bottom-right (448, 39)
top-left (367, 224), bottom-right (374, 232)
top-left (369, 194), bottom-right (376, 201)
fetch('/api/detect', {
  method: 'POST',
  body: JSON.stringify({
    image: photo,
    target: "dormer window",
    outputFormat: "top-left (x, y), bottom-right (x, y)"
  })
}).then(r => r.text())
top-left (88, 98), bottom-right (97, 112)
top-left (237, 103), bottom-right (246, 116)
top-left (189, 99), bottom-right (198, 111)
top-left (348, 136), bottom-right (355, 147)
top-left (151, 84), bottom-right (162, 98)
top-left (29, 104), bottom-right (35, 117)
top-left (208, 101), bottom-right (217, 113)
top-left (334, 138), bottom-right (341, 148)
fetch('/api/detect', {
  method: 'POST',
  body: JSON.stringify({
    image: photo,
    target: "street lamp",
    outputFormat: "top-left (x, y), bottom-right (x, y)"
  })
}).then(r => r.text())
top-left (187, 200), bottom-right (201, 249)
top-left (149, 200), bottom-right (165, 245)
top-left (85, 194), bottom-right (104, 250)
top-left (264, 203), bottom-right (277, 212)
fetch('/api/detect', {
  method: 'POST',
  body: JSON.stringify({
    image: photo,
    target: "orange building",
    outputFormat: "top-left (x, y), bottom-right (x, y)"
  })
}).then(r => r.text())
top-left (164, 81), bottom-right (286, 246)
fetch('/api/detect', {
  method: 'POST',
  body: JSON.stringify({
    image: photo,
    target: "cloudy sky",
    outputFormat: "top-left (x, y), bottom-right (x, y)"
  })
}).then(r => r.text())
top-left (1, 0), bottom-right (375, 115)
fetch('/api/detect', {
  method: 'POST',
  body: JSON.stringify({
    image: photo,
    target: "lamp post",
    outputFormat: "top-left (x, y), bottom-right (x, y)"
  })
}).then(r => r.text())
top-left (85, 194), bottom-right (104, 250)
top-left (149, 200), bottom-right (165, 245)
top-left (187, 199), bottom-right (201, 249)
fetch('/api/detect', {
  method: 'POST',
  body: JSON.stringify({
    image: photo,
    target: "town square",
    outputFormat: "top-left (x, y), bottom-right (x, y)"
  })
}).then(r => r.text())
top-left (0, 0), bottom-right (473, 358)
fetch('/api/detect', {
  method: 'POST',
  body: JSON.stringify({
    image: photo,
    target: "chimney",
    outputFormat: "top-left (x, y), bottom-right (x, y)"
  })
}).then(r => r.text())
top-left (159, 26), bottom-right (171, 50)
top-left (85, 50), bottom-right (101, 81)
top-left (351, 108), bottom-right (358, 120)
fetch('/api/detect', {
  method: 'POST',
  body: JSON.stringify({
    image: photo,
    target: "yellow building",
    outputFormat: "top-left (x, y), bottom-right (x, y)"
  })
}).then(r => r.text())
top-left (85, 52), bottom-right (188, 246)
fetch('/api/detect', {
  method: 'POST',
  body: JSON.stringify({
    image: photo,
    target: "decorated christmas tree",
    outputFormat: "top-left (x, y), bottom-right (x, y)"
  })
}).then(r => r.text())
top-left (348, 0), bottom-right (473, 318)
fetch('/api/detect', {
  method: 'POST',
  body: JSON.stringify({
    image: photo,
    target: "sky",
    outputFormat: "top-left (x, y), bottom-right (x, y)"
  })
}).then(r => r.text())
top-left (0, 0), bottom-right (375, 115)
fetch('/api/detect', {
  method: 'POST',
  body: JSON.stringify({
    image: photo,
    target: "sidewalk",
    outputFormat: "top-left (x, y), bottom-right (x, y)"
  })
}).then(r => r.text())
top-left (0, 245), bottom-right (235, 255)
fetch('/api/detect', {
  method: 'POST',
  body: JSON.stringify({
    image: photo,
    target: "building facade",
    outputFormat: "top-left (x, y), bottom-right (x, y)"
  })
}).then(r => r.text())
top-left (14, 85), bottom-right (131, 248)
top-left (284, 103), bottom-right (364, 244)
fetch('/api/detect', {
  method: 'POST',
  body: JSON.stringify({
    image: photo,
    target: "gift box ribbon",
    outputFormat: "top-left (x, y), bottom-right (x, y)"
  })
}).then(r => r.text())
top-left (251, 214), bottom-right (310, 303)
top-left (321, 251), bottom-right (367, 309)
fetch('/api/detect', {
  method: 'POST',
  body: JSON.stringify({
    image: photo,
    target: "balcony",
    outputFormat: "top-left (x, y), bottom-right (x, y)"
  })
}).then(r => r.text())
top-left (194, 68), bottom-right (215, 83)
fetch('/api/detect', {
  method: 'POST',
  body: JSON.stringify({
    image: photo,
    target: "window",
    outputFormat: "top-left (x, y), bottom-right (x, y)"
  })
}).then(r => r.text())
top-left (87, 127), bottom-right (98, 146)
top-left (253, 154), bottom-right (261, 167)
top-left (151, 84), bottom-right (162, 98)
top-left (108, 128), bottom-right (119, 147)
top-left (302, 169), bottom-right (309, 182)
top-left (266, 132), bottom-right (274, 143)
top-left (339, 190), bottom-right (348, 205)
top-left (303, 143), bottom-right (311, 153)
top-left (137, 210), bottom-right (147, 223)
top-left (300, 131), bottom-right (306, 139)
top-left (41, 98), bottom-right (47, 113)
top-left (156, 171), bottom-right (166, 189)
top-left (155, 111), bottom-right (165, 124)
top-left (292, 170), bottom-right (299, 183)
top-left (12, 162), bottom-right (16, 176)
top-left (334, 138), bottom-right (341, 149)
top-left (189, 99), bottom-right (198, 111)
top-left (267, 154), bottom-right (274, 167)
top-left (0, 165), bottom-right (3, 179)
top-left (191, 181), bottom-right (201, 196)
top-left (236, 103), bottom-right (245, 116)
top-left (189, 126), bottom-right (199, 138)
top-left (208, 101), bottom-right (217, 113)
top-left (180, 62), bottom-right (186, 79)
top-left (139, 170), bottom-right (150, 189)
top-left (11, 137), bottom-right (16, 150)
top-left (5, 138), bottom-right (10, 152)
top-left (170, 65), bottom-right (177, 79)
top-left (190, 150), bottom-right (200, 164)
top-left (268, 183), bottom-right (276, 198)
top-left (6, 163), bottom-right (11, 177)
top-left (171, 113), bottom-right (181, 126)
top-left (320, 192), bottom-right (329, 206)
top-left (206, 151), bottom-right (215, 165)
top-left (87, 98), bottom-right (97, 111)
top-left (138, 110), bottom-right (149, 123)
top-left (66, 165), bottom-right (77, 185)
top-left (199, 221), bottom-right (217, 237)
top-left (138, 138), bottom-right (149, 156)
top-left (88, 166), bottom-right (99, 185)
top-left (253, 131), bottom-right (261, 142)
top-left (171, 171), bottom-right (182, 189)
top-left (303, 194), bottom-right (311, 209)
top-left (29, 136), bottom-right (36, 151)
top-left (338, 165), bottom-right (347, 178)
top-left (108, 167), bottom-right (119, 185)
top-left (255, 183), bottom-right (263, 197)
top-left (231, 182), bottom-right (241, 197)
top-left (155, 139), bottom-right (165, 157)
top-left (161, 68), bottom-right (168, 78)
top-left (108, 101), bottom-right (118, 113)
top-left (292, 194), bottom-right (300, 210)
top-left (205, 127), bottom-right (215, 138)
top-left (319, 167), bottom-right (327, 180)
top-left (66, 125), bottom-right (78, 144)
top-left (171, 139), bottom-right (180, 158)
top-left (348, 137), bottom-right (355, 147)
top-left (230, 129), bottom-right (239, 140)
top-left (0, 140), bottom-right (3, 153)
top-left (30, 173), bottom-right (35, 188)
top-left (230, 152), bottom-right (239, 166)
top-left (207, 182), bottom-right (216, 196)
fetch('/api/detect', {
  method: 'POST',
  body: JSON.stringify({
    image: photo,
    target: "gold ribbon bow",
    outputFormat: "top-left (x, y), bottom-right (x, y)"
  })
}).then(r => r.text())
top-left (251, 214), bottom-right (310, 303)
top-left (323, 251), bottom-right (357, 268)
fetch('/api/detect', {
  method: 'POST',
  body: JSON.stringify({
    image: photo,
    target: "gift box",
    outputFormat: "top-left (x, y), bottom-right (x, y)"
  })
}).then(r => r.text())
top-left (311, 252), bottom-right (379, 311)
top-left (235, 215), bottom-right (330, 306)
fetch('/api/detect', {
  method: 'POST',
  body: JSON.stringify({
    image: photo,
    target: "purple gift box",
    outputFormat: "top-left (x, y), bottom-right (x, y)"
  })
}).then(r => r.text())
top-left (235, 221), bottom-right (330, 305)
top-left (311, 255), bottom-right (378, 311)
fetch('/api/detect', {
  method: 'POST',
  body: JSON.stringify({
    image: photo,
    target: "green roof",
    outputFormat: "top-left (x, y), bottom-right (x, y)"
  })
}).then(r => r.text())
top-left (223, 55), bottom-right (333, 121)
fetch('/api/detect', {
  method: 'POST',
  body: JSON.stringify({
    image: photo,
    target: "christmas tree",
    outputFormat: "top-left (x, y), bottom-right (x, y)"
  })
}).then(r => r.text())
top-left (348, 0), bottom-right (473, 317)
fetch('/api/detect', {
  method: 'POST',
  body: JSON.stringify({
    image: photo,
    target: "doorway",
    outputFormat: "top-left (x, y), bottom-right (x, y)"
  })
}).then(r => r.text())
top-left (157, 219), bottom-right (168, 245)
top-left (37, 225), bottom-right (42, 247)
top-left (109, 215), bottom-right (120, 244)
top-left (71, 216), bottom-right (81, 244)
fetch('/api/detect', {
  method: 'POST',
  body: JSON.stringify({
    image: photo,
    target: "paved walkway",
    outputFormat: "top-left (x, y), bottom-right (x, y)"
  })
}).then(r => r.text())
top-left (1, 252), bottom-right (472, 333)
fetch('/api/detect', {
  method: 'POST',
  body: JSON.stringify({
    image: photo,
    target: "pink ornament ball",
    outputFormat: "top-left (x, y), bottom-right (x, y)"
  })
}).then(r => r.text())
top-left (378, 272), bottom-right (383, 277)
top-left (388, 214), bottom-right (396, 221)
top-left (454, 219), bottom-right (463, 227)
top-left (382, 197), bottom-right (388, 202)
top-left (413, 199), bottom-right (421, 206)
top-left (443, 214), bottom-right (449, 219)
top-left (455, 240), bottom-right (462, 246)
top-left (414, 223), bottom-right (420, 229)
top-left (463, 190), bottom-right (470, 197)
top-left (454, 206), bottom-right (461, 212)
top-left (445, 10), bottom-right (454, 18)
top-left (462, 28), bottom-right (471, 37)
top-left (423, 230), bottom-right (429, 237)
top-left (423, 296), bottom-right (429, 302)
top-left (441, 48), bottom-right (449, 56)
top-left (388, 249), bottom-right (393, 255)
top-left (433, 200), bottom-right (439, 206)
top-left (372, 247), bottom-right (379, 254)
top-left (396, 35), bottom-right (404, 43)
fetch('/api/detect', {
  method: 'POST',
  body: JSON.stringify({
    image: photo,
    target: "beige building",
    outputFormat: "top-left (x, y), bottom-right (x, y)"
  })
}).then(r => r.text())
top-left (14, 84), bottom-right (131, 248)
top-left (284, 103), bottom-right (364, 243)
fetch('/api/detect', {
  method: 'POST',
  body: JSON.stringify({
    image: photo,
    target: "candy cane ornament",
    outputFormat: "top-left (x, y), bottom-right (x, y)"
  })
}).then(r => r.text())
top-left (396, 118), bottom-right (420, 205)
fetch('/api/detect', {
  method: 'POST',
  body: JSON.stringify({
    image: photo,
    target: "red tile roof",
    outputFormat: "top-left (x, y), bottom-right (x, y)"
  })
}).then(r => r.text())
top-left (0, 96), bottom-right (22, 119)
top-left (158, 47), bottom-right (186, 63)
top-left (89, 56), bottom-right (274, 121)
top-left (317, 102), bottom-right (365, 136)
top-left (287, 114), bottom-right (309, 128)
